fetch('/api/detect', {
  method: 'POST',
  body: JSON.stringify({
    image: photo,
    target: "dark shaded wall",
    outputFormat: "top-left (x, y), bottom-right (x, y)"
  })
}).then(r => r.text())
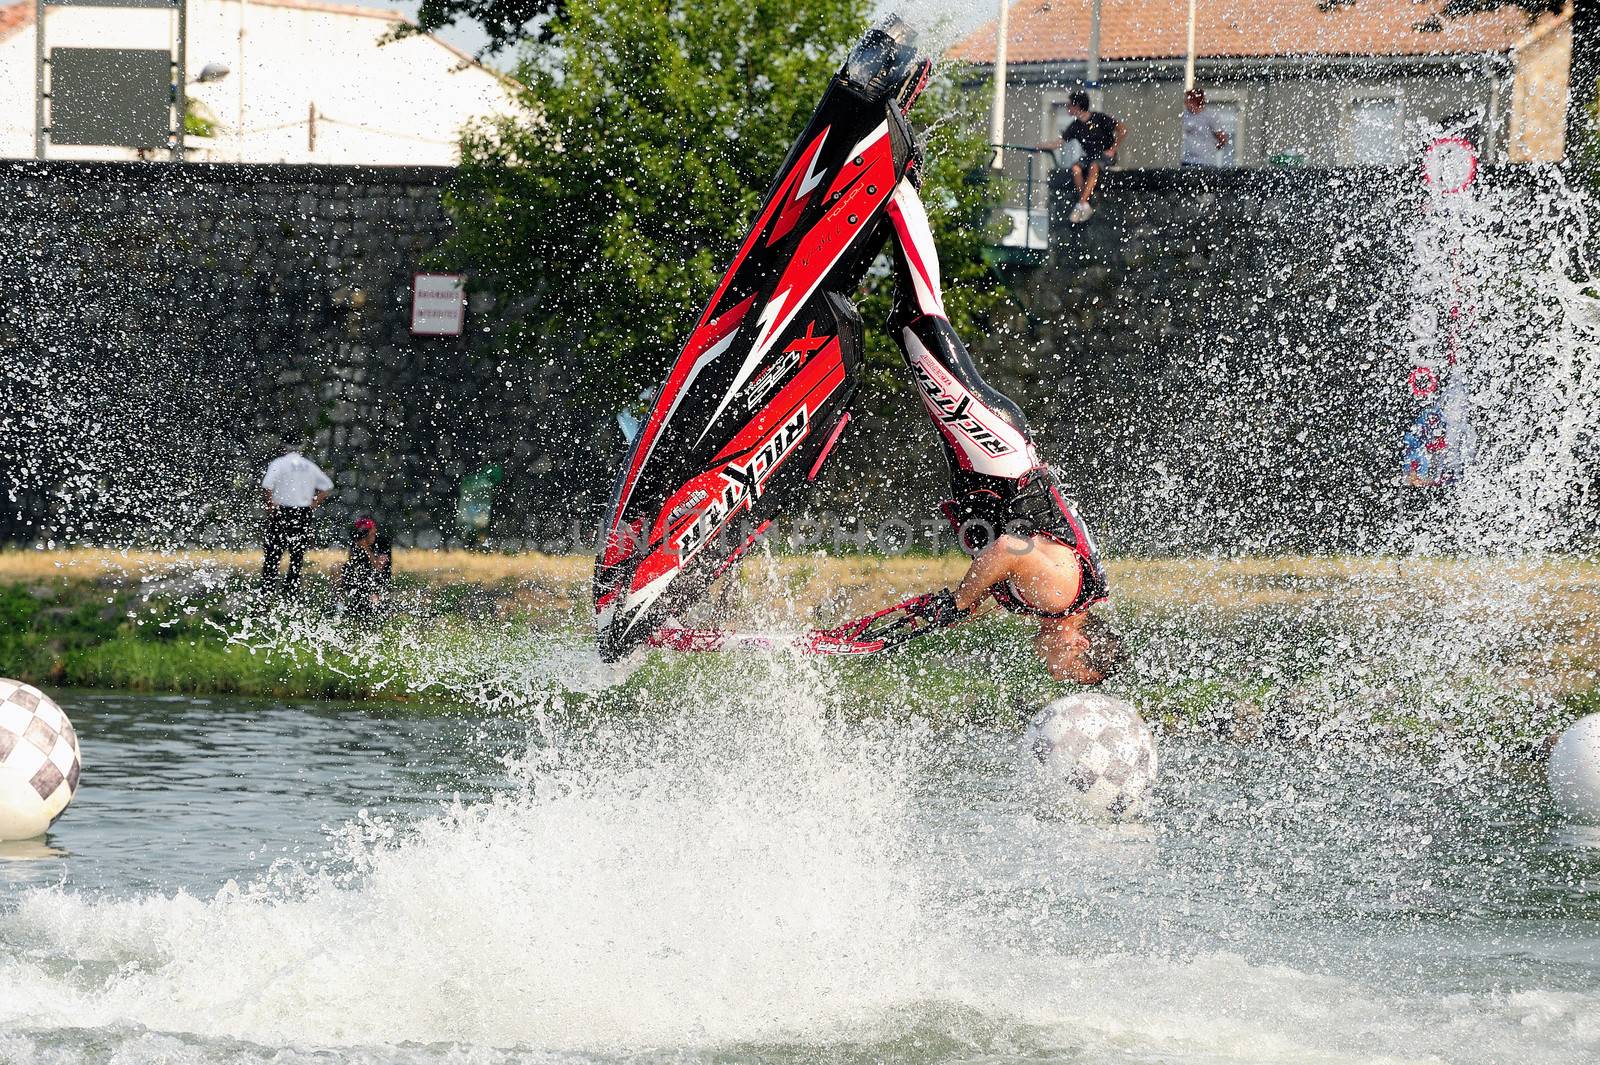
top-left (932, 165), bottom-right (1583, 554)
top-left (0, 159), bottom-right (1586, 555)
top-left (992, 166), bottom-right (1424, 553)
top-left (0, 160), bottom-right (606, 550)
top-left (811, 163), bottom-right (1595, 556)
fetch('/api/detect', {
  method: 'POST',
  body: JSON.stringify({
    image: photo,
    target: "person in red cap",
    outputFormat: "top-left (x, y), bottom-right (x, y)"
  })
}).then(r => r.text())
top-left (338, 517), bottom-right (392, 622)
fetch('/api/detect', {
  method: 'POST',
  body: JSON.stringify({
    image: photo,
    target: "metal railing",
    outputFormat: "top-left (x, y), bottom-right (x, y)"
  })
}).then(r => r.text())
top-left (991, 143), bottom-right (1055, 252)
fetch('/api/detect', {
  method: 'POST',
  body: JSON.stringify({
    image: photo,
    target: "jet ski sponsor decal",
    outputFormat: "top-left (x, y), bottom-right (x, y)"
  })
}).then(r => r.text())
top-left (743, 321), bottom-right (833, 413)
top-left (676, 408), bottom-right (810, 559)
top-left (909, 353), bottom-right (1016, 458)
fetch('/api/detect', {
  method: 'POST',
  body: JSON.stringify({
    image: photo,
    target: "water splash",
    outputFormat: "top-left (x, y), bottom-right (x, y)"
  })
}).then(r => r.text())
top-left (1, 659), bottom-right (933, 1053)
top-left (1403, 165), bottom-right (1600, 554)
top-left (1, 670), bottom-right (1595, 1064)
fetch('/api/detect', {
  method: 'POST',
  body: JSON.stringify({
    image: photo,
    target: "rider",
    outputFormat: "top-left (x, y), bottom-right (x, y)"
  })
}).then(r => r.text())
top-left (878, 174), bottom-right (1128, 685)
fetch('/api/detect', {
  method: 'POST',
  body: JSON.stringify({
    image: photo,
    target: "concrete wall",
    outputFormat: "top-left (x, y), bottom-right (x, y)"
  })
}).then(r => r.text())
top-left (1510, 15), bottom-right (1573, 162)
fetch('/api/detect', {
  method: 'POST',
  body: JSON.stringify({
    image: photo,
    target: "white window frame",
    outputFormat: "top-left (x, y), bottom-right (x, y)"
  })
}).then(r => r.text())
top-left (1343, 92), bottom-right (1409, 165)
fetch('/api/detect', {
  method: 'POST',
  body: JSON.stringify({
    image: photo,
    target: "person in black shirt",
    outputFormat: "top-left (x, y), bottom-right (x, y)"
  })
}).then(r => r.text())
top-left (1044, 91), bottom-right (1127, 224)
top-left (339, 517), bottom-right (393, 623)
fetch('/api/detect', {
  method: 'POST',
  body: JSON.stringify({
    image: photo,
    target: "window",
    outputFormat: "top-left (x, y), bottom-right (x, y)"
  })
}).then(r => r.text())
top-left (1044, 89), bottom-right (1108, 166)
top-left (1207, 100), bottom-right (1242, 167)
top-left (1047, 100), bottom-right (1083, 163)
top-left (1348, 97), bottom-right (1406, 162)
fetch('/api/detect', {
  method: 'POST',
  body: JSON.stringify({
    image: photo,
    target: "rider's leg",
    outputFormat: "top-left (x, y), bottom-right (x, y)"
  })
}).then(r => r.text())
top-left (1082, 160), bottom-right (1102, 201)
top-left (884, 177), bottom-right (1038, 494)
top-left (885, 178), bottom-right (1043, 551)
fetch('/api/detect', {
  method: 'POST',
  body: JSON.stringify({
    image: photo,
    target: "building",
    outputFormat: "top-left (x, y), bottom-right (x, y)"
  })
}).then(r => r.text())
top-left (951, 0), bottom-right (1572, 184)
top-left (0, 0), bottom-right (520, 164)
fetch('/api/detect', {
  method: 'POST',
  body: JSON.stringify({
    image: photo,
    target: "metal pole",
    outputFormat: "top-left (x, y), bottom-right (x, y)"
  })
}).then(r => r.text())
top-left (173, 0), bottom-right (187, 161)
top-left (989, 0), bottom-right (1008, 170)
top-left (1024, 152), bottom-right (1035, 249)
top-left (1567, 0), bottom-right (1599, 167)
top-left (1087, 0), bottom-right (1102, 91)
top-left (1185, 0), bottom-right (1198, 91)
top-left (34, 0), bottom-right (45, 159)
top-left (1483, 55), bottom-right (1501, 164)
top-left (238, 0), bottom-right (247, 161)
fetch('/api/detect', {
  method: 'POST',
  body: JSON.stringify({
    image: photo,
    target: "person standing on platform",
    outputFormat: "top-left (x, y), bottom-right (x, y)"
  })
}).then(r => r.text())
top-left (260, 443), bottom-right (332, 598)
top-left (1180, 89), bottom-right (1231, 167)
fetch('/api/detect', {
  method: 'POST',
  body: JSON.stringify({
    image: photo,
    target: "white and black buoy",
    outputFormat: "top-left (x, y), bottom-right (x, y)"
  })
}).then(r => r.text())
top-left (0, 680), bottom-right (83, 841)
top-left (1548, 713), bottom-right (1600, 824)
top-left (1024, 693), bottom-right (1159, 818)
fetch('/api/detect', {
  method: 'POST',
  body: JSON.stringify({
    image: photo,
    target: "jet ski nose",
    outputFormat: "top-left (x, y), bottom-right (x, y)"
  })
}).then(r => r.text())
top-left (844, 14), bottom-right (924, 105)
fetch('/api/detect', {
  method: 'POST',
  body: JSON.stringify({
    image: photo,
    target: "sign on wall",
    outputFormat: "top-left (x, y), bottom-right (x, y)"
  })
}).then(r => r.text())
top-left (411, 273), bottom-right (466, 336)
top-left (49, 48), bottom-right (171, 148)
top-left (1421, 136), bottom-right (1478, 195)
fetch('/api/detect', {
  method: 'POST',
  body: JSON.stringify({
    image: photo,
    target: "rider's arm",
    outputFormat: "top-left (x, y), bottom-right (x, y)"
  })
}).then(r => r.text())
top-left (953, 535), bottom-right (1028, 612)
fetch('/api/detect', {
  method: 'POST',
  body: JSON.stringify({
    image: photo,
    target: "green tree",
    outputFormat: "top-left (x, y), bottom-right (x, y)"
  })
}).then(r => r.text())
top-left (389, 0), bottom-right (563, 60)
top-left (1433, 0), bottom-right (1597, 168)
top-left (441, 0), bottom-right (1002, 409)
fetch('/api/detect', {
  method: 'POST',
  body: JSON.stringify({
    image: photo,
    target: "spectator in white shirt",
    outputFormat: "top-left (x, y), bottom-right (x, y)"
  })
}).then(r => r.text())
top-left (260, 445), bottom-right (333, 597)
top-left (1181, 89), bottom-right (1230, 167)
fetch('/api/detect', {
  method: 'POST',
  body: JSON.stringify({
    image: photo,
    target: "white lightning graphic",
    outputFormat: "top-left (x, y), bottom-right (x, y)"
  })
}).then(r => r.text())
top-left (698, 122), bottom-right (890, 444)
top-left (620, 568), bottom-right (678, 637)
top-left (796, 131), bottom-right (829, 200)
top-left (699, 289), bottom-right (790, 443)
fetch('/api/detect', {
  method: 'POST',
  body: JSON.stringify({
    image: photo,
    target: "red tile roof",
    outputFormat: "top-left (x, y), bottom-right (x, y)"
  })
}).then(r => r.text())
top-left (0, 2), bottom-right (33, 43)
top-left (949, 0), bottom-right (1538, 65)
top-left (251, 0), bottom-right (405, 23)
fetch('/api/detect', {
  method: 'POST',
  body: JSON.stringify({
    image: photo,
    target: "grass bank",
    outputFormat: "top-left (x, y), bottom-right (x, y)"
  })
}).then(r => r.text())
top-left (2, 549), bottom-right (1598, 748)
top-left (0, 580), bottom-right (378, 700)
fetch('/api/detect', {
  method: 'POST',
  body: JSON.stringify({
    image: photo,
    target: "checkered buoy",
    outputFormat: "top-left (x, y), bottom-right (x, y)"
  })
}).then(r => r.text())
top-left (1548, 713), bottom-right (1600, 824)
top-left (0, 680), bottom-right (82, 840)
top-left (1025, 692), bottom-right (1158, 819)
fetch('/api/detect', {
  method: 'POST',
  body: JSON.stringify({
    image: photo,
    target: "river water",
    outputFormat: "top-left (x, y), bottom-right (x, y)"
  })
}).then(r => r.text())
top-left (1, 678), bottom-right (1596, 1065)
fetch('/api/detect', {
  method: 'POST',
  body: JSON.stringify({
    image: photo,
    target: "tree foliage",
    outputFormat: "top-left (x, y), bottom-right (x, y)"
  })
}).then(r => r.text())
top-left (1434, 0), bottom-right (1564, 17)
top-left (440, 0), bottom-right (1002, 407)
top-left (391, 0), bottom-right (563, 59)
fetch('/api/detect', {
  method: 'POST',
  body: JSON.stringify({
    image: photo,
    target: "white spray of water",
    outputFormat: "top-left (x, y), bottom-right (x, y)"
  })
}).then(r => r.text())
top-left (0, 661), bottom-right (935, 1053)
top-left (3, 667), bottom-right (1597, 1064)
top-left (1406, 167), bottom-right (1600, 554)
top-left (1372, 167), bottom-right (1600, 731)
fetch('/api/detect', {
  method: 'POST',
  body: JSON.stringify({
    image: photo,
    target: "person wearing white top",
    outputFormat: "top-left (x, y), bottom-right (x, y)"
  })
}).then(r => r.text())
top-left (260, 448), bottom-right (333, 596)
top-left (1181, 88), bottom-right (1230, 167)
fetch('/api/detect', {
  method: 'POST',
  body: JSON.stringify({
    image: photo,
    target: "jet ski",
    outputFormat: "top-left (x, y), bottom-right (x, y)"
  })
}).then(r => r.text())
top-left (594, 16), bottom-right (931, 661)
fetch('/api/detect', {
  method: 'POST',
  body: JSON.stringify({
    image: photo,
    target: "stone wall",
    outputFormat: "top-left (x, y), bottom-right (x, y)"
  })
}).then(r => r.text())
top-left (0, 159), bottom-right (1587, 556)
top-left (961, 164), bottom-right (1591, 554)
top-left (0, 159), bottom-right (608, 550)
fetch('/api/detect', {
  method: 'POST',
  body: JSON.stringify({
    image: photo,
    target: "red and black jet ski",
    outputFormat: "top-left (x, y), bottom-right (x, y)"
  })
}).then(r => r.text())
top-left (594, 17), bottom-right (931, 661)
